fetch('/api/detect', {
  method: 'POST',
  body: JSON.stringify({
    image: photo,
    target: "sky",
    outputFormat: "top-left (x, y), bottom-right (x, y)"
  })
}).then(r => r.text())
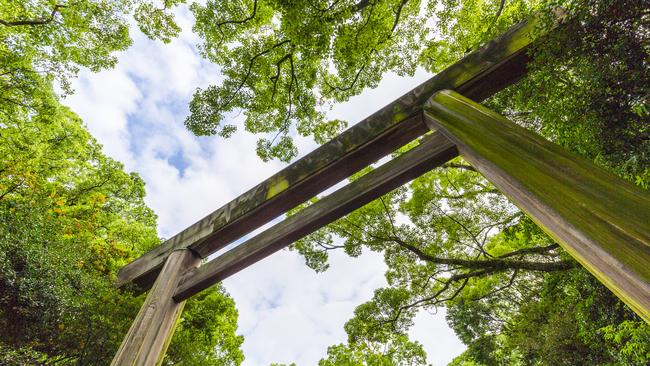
top-left (63, 6), bottom-right (466, 366)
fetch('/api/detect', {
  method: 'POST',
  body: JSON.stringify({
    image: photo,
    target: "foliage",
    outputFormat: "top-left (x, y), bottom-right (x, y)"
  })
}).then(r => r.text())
top-left (0, 1), bottom-right (248, 363)
top-left (0, 343), bottom-right (49, 365)
top-left (446, 270), bottom-right (650, 365)
top-left (2, 0), bottom-right (648, 364)
top-left (287, 0), bottom-right (650, 364)
top-left (490, 0), bottom-right (650, 186)
top-left (0, 76), bottom-right (243, 363)
top-left (186, 0), bottom-right (546, 161)
top-left (0, 0), bottom-right (185, 128)
top-left (319, 334), bottom-right (427, 366)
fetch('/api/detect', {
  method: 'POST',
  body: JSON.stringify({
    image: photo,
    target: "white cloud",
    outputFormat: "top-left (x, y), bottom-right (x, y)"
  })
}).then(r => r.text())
top-left (62, 6), bottom-right (465, 365)
top-left (224, 249), bottom-right (387, 365)
top-left (67, 68), bottom-right (140, 165)
top-left (411, 309), bottom-right (466, 366)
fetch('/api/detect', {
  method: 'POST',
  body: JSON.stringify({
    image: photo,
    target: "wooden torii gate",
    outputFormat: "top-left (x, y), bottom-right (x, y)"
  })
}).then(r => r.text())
top-left (111, 12), bottom-right (650, 365)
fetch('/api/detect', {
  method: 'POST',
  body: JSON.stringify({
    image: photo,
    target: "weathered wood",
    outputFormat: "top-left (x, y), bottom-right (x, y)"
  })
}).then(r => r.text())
top-left (423, 90), bottom-right (650, 322)
top-left (111, 249), bottom-right (201, 366)
top-left (173, 131), bottom-right (458, 301)
top-left (118, 13), bottom-right (554, 292)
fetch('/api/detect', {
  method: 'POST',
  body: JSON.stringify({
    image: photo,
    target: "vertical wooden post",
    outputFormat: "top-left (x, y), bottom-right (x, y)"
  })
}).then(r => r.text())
top-left (424, 90), bottom-right (650, 323)
top-left (112, 249), bottom-right (201, 366)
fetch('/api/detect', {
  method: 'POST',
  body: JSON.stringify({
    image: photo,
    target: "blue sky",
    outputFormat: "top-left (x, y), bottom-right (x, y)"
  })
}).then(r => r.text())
top-left (63, 6), bottom-right (465, 365)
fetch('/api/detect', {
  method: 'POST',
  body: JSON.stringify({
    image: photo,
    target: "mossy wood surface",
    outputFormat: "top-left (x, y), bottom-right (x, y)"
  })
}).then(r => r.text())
top-left (118, 14), bottom-right (553, 292)
top-left (424, 90), bottom-right (650, 323)
top-left (173, 132), bottom-right (458, 301)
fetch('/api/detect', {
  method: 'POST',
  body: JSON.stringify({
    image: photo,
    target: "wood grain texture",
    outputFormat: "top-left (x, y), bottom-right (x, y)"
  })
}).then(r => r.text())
top-left (111, 250), bottom-right (201, 366)
top-left (424, 90), bottom-right (650, 323)
top-left (173, 132), bottom-right (458, 301)
top-left (118, 13), bottom-right (555, 292)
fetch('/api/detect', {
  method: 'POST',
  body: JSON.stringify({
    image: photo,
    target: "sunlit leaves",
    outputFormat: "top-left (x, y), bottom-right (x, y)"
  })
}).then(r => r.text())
top-left (185, 0), bottom-right (553, 161)
top-left (319, 334), bottom-right (427, 366)
top-left (0, 0), bottom-right (187, 132)
top-left (166, 284), bottom-right (245, 365)
top-left (0, 75), bottom-right (244, 363)
top-left (134, 1), bottom-right (183, 43)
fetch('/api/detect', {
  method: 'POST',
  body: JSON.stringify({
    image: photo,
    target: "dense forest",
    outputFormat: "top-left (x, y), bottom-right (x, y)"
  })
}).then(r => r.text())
top-left (1, 0), bottom-right (648, 365)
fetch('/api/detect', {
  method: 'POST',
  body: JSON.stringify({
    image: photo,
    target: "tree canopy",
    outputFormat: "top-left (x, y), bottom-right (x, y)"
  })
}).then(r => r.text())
top-left (1, 0), bottom-right (649, 364)
top-left (186, 0), bottom-right (545, 160)
top-left (0, 74), bottom-right (245, 364)
top-left (289, 0), bottom-right (650, 364)
top-left (0, 1), bottom-right (245, 363)
top-left (0, 0), bottom-right (186, 128)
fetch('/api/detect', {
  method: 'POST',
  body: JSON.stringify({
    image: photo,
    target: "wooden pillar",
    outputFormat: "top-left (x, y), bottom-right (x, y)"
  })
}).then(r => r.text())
top-left (424, 90), bottom-right (650, 323)
top-left (112, 249), bottom-right (201, 366)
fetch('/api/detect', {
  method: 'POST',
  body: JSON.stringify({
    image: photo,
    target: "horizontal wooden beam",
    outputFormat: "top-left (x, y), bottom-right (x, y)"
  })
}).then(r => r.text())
top-left (424, 90), bottom-right (650, 323)
top-left (173, 132), bottom-right (458, 301)
top-left (118, 13), bottom-right (554, 292)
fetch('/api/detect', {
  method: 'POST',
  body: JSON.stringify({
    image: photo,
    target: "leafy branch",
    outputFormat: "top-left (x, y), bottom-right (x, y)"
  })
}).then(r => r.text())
top-left (325, 0), bottom-right (410, 93)
top-left (216, 0), bottom-right (258, 28)
top-left (0, 4), bottom-right (67, 27)
top-left (222, 39), bottom-right (291, 110)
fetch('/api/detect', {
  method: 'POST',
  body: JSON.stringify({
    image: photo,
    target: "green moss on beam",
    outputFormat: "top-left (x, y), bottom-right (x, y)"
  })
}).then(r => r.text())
top-left (118, 10), bottom-right (563, 293)
top-left (424, 90), bottom-right (650, 323)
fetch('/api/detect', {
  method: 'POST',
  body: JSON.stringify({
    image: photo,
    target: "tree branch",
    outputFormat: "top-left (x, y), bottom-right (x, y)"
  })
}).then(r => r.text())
top-left (390, 0), bottom-right (410, 34)
top-left (390, 236), bottom-right (576, 272)
top-left (270, 53), bottom-right (293, 101)
top-left (379, 197), bottom-right (399, 236)
top-left (473, 268), bottom-right (518, 301)
top-left (441, 163), bottom-right (477, 172)
top-left (216, 0), bottom-right (258, 27)
top-left (222, 39), bottom-right (291, 110)
top-left (379, 271), bottom-right (479, 328)
top-left (494, 0), bottom-right (506, 23)
top-left (497, 243), bottom-right (560, 258)
top-left (485, 0), bottom-right (507, 35)
top-left (327, 63), bottom-right (367, 92)
top-left (436, 188), bottom-right (500, 199)
top-left (325, 0), bottom-right (409, 93)
top-left (0, 5), bottom-right (66, 27)
top-left (269, 54), bottom-right (298, 145)
top-left (430, 200), bottom-right (490, 256)
top-left (0, 180), bottom-right (24, 201)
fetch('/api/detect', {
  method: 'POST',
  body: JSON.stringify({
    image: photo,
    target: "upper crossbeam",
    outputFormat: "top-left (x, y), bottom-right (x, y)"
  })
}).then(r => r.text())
top-left (118, 14), bottom-right (551, 292)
